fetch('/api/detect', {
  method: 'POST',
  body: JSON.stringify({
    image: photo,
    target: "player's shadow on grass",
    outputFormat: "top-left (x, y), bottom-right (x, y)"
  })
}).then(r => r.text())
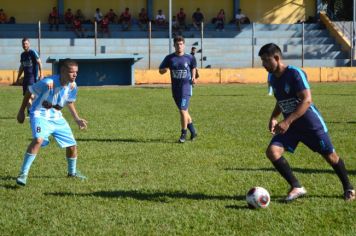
top-left (327, 121), bottom-right (356, 124)
top-left (0, 116), bottom-right (14, 120)
top-left (197, 94), bottom-right (246, 97)
top-left (225, 167), bottom-right (356, 175)
top-left (76, 138), bottom-right (176, 143)
top-left (45, 190), bottom-right (245, 202)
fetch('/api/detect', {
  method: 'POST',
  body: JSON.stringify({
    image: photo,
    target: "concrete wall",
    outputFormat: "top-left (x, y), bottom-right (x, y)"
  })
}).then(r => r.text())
top-left (2, 67), bottom-right (356, 85)
top-left (1, 0), bottom-right (316, 24)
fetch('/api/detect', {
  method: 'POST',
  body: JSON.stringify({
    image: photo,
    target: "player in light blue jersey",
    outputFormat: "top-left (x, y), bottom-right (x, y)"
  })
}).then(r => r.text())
top-left (16, 59), bottom-right (88, 186)
top-left (159, 36), bottom-right (197, 143)
top-left (259, 43), bottom-right (355, 202)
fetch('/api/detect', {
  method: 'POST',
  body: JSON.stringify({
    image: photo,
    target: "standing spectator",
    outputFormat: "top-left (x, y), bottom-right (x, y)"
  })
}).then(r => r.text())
top-left (138, 8), bottom-right (149, 30)
top-left (235, 8), bottom-right (250, 31)
top-left (176, 8), bottom-right (187, 31)
top-left (155, 9), bottom-right (166, 27)
top-left (215, 9), bottom-right (225, 31)
top-left (119, 7), bottom-right (131, 31)
top-left (0, 8), bottom-right (8, 24)
top-left (105, 9), bottom-right (118, 23)
top-left (16, 38), bottom-right (43, 114)
top-left (100, 15), bottom-right (111, 37)
top-left (93, 8), bottom-right (103, 24)
top-left (64, 8), bottom-right (74, 30)
top-left (16, 59), bottom-right (88, 186)
top-left (190, 47), bottom-right (199, 79)
top-left (74, 9), bottom-right (85, 23)
top-left (159, 36), bottom-right (198, 143)
top-left (48, 7), bottom-right (59, 31)
top-left (192, 8), bottom-right (204, 30)
top-left (73, 17), bottom-right (85, 38)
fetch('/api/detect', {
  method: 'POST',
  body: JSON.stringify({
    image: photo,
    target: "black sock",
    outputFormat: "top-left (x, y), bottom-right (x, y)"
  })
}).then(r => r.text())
top-left (187, 123), bottom-right (196, 135)
top-left (272, 156), bottom-right (301, 188)
top-left (331, 158), bottom-right (354, 191)
top-left (181, 129), bottom-right (187, 135)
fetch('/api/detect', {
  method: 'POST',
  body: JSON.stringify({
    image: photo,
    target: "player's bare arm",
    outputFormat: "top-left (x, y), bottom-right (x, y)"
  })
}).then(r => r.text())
top-left (159, 68), bottom-right (168, 74)
top-left (191, 68), bottom-right (197, 84)
top-left (17, 91), bottom-right (32, 123)
top-left (37, 58), bottom-right (43, 79)
top-left (269, 103), bottom-right (281, 134)
top-left (67, 102), bottom-right (88, 130)
top-left (275, 89), bottom-right (312, 134)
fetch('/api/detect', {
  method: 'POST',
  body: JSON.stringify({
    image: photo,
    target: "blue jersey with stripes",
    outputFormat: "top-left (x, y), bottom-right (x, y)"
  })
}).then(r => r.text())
top-left (29, 75), bottom-right (77, 120)
top-left (269, 65), bottom-right (328, 134)
top-left (159, 53), bottom-right (196, 96)
top-left (20, 49), bottom-right (40, 81)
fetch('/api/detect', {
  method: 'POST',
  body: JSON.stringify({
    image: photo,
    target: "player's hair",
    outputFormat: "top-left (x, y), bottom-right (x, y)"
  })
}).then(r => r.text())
top-left (22, 37), bottom-right (29, 43)
top-left (61, 59), bottom-right (78, 70)
top-left (173, 35), bottom-right (185, 44)
top-left (258, 43), bottom-right (282, 57)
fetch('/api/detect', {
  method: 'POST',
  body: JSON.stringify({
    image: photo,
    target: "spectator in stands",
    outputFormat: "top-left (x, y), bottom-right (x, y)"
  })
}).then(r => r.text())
top-left (64, 8), bottom-right (74, 30)
top-left (93, 8), bottom-right (103, 24)
top-left (192, 8), bottom-right (204, 30)
top-left (119, 8), bottom-right (131, 31)
top-left (235, 8), bottom-right (250, 31)
top-left (0, 8), bottom-right (8, 24)
top-left (48, 7), bottom-right (59, 31)
top-left (106, 9), bottom-right (118, 23)
top-left (8, 16), bottom-right (16, 24)
top-left (172, 16), bottom-right (180, 36)
top-left (177, 8), bottom-right (187, 31)
top-left (138, 8), bottom-right (149, 30)
top-left (100, 15), bottom-right (111, 37)
top-left (155, 9), bottom-right (166, 27)
top-left (215, 9), bottom-right (225, 31)
top-left (74, 9), bottom-right (85, 23)
top-left (73, 16), bottom-right (85, 38)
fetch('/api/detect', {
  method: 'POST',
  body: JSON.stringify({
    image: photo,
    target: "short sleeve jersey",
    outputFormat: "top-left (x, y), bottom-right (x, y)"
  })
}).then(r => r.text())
top-left (20, 49), bottom-right (40, 80)
top-left (159, 53), bottom-right (197, 96)
top-left (29, 75), bottom-right (77, 120)
top-left (269, 65), bottom-right (328, 134)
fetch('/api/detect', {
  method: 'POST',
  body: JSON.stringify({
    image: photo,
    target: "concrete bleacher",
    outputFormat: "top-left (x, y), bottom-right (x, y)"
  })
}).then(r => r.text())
top-left (0, 22), bottom-right (352, 70)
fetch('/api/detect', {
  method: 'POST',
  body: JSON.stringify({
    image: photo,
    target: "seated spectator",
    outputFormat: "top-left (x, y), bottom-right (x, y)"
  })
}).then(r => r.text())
top-left (73, 17), bottom-right (85, 38)
top-left (64, 8), bottom-right (74, 30)
top-left (8, 16), bottom-right (16, 24)
top-left (155, 9), bottom-right (166, 27)
top-left (215, 9), bottom-right (225, 31)
top-left (192, 8), bottom-right (204, 30)
top-left (0, 9), bottom-right (8, 24)
top-left (93, 8), bottom-right (103, 24)
top-left (74, 9), bottom-right (85, 23)
top-left (172, 16), bottom-right (180, 36)
top-left (106, 9), bottom-right (118, 23)
top-left (138, 8), bottom-right (149, 30)
top-left (176, 8), bottom-right (187, 30)
top-left (100, 15), bottom-right (111, 37)
top-left (48, 7), bottom-right (59, 31)
top-left (119, 8), bottom-right (131, 31)
top-left (235, 8), bottom-right (250, 31)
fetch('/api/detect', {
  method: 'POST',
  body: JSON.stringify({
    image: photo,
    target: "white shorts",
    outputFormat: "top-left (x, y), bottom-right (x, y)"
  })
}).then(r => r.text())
top-left (30, 116), bottom-right (77, 148)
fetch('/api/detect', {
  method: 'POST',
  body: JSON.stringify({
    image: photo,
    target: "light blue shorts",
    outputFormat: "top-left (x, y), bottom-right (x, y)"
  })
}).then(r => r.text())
top-left (30, 116), bottom-right (77, 148)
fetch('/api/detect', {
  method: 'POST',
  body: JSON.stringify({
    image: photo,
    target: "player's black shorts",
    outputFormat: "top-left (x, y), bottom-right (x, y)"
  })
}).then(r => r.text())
top-left (270, 129), bottom-right (335, 155)
top-left (22, 76), bottom-right (36, 95)
top-left (173, 94), bottom-right (191, 111)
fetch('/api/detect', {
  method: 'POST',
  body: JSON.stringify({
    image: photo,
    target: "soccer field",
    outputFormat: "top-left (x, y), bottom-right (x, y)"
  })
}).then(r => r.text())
top-left (1, 83), bottom-right (356, 235)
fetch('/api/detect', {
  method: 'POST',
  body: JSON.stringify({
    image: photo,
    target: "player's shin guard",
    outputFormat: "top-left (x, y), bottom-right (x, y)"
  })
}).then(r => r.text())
top-left (20, 153), bottom-right (36, 175)
top-left (331, 158), bottom-right (354, 191)
top-left (272, 156), bottom-right (301, 188)
top-left (66, 157), bottom-right (77, 175)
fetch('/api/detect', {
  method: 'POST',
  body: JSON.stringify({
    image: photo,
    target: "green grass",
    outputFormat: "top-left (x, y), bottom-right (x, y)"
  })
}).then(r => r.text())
top-left (1, 83), bottom-right (356, 235)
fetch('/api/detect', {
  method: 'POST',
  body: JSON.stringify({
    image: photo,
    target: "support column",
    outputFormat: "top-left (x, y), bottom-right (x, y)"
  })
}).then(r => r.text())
top-left (147, 0), bottom-right (153, 21)
top-left (233, 0), bottom-right (240, 16)
top-left (58, 0), bottom-right (65, 22)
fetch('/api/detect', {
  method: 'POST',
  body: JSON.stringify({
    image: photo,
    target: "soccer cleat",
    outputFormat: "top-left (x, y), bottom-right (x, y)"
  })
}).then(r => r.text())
top-left (178, 133), bottom-right (186, 143)
top-left (67, 171), bottom-right (87, 180)
top-left (285, 187), bottom-right (307, 202)
top-left (16, 174), bottom-right (28, 186)
top-left (190, 133), bottom-right (198, 141)
top-left (344, 189), bottom-right (355, 201)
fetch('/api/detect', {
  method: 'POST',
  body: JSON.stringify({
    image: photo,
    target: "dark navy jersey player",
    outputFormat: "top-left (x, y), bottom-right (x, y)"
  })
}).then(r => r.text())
top-left (259, 43), bottom-right (355, 202)
top-left (159, 36), bottom-right (197, 143)
top-left (17, 38), bottom-right (43, 95)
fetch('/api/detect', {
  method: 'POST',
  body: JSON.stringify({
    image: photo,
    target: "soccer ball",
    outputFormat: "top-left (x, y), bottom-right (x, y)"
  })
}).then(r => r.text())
top-left (246, 187), bottom-right (270, 209)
